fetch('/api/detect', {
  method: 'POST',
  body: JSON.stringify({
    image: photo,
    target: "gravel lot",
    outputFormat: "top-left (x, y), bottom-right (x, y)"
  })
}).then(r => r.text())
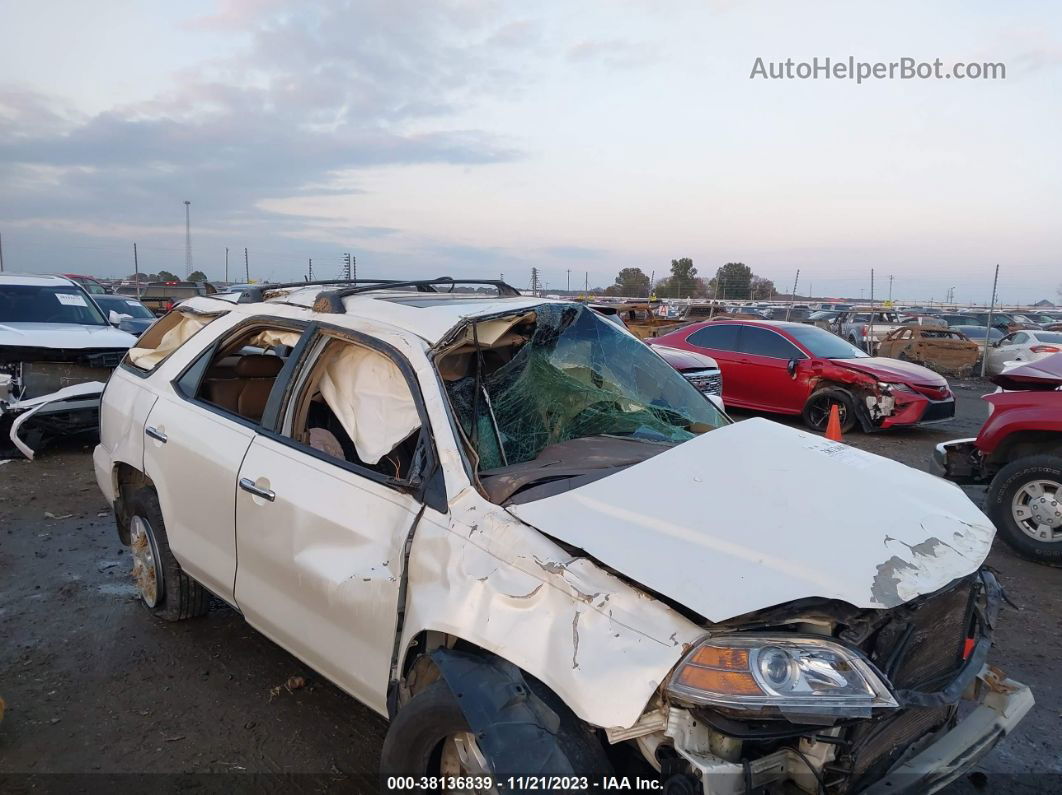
top-left (1, 380), bottom-right (1059, 792)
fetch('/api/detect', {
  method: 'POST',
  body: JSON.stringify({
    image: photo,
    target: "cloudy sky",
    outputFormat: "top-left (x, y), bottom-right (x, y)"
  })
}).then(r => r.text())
top-left (1, 0), bottom-right (1059, 302)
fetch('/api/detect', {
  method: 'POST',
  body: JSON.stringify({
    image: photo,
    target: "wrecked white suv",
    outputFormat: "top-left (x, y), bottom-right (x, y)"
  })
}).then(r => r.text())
top-left (94, 278), bottom-right (1030, 793)
top-left (1, 273), bottom-right (137, 458)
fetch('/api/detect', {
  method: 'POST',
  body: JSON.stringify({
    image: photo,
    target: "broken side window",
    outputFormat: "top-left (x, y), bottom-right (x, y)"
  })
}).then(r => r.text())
top-left (125, 309), bottom-right (226, 371)
top-left (442, 303), bottom-right (725, 471)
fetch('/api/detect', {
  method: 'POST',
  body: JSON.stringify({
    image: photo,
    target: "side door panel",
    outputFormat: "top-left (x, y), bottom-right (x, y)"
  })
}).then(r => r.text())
top-left (731, 328), bottom-right (806, 414)
top-left (142, 393), bottom-right (255, 604)
top-left (234, 433), bottom-right (421, 715)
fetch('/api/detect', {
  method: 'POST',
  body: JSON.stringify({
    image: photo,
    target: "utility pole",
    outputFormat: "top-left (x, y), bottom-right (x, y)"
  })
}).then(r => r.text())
top-left (980, 264), bottom-right (1000, 377)
top-left (888, 274), bottom-right (894, 302)
top-left (785, 269), bottom-right (800, 321)
top-left (224, 247), bottom-right (229, 283)
top-left (649, 270), bottom-right (655, 298)
top-left (183, 200), bottom-right (193, 278)
top-left (308, 258), bottom-right (313, 280)
top-left (0, 230), bottom-right (5, 272)
top-left (584, 271), bottom-right (588, 297)
top-left (566, 268), bottom-right (571, 294)
top-left (870, 268), bottom-right (875, 306)
top-left (530, 267), bottom-right (540, 297)
top-left (133, 242), bottom-right (140, 298)
top-left (244, 247), bottom-right (249, 282)
top-left (342, 253), bottom-right (352, 280)
top-left (351, 254), bottom-right (356, 282)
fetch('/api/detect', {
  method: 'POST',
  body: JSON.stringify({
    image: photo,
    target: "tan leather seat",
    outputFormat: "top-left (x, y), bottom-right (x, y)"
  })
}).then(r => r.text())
top-left (237, 355), bottom-right (284, 421)
top-left (203, 354), bottom-right (284, 420)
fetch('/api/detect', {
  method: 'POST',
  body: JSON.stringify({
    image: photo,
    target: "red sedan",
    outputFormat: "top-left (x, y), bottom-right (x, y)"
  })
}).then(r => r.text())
top-left (649, 319), bottom-right (955, 432)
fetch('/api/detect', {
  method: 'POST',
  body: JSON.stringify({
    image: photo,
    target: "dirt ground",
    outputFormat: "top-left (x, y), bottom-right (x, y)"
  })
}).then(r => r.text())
top-left (1, 380), bottom-right (1059, 792)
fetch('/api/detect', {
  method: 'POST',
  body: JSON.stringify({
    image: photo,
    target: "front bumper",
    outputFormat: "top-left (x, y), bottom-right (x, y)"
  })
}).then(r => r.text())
top-left (880, 395), bottom-right (955, 429)
top-left (864, 668), bottom-right (1033, 794)
top-left (667, 665), bottom-right (1032, 794)
top-left (931, 438), bottom-right (981, 483)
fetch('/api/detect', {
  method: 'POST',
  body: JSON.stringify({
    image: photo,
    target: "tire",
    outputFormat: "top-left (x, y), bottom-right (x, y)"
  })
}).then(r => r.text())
top-left (128, 488), bottom-right (210, 620)
top-left (381, 678), bottom-right (610, 789)
top-left (985, 455), bottom-right (1062, 566)
top-left (802, 387), bottom-right (857, 434)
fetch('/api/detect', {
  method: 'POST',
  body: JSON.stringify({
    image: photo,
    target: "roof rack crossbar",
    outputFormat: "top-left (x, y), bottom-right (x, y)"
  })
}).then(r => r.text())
top-left (237, 278), bottom-right (405, 304)
top-left (312, 277), bottom-right (521, 313)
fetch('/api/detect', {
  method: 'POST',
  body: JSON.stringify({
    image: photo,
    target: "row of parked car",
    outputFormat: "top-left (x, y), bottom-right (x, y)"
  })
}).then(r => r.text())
top-left (3, 272), bottom-right (1049, 791)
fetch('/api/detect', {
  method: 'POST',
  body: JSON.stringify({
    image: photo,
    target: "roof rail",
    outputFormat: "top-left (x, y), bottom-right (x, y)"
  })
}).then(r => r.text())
top-left (236, 278), bottom-right (406, 304)
top-left (311, 277), bottom-right (521, 313)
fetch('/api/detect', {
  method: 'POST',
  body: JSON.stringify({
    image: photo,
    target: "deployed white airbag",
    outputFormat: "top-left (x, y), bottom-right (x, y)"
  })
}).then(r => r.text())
top-left (127, 312), bottom-right (212, 370)
top-left (318, 344), bottom-right (420, 465)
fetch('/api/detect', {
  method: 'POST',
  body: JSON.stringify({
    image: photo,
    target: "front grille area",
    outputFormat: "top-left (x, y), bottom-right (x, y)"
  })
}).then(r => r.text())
top-left (836, 579), bottom-right (975, 791)
top-left (684, 369), bottom-right (722, 397)
top-left (919, 399), bottom-right (956, 423)
top-left (911, 383), bottom-right (951, 401)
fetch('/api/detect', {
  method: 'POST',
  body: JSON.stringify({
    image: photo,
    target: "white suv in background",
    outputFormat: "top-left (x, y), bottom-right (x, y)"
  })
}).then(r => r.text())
top-left (0, 273), bottom-right (137, 457)
top-left (93, 278), bottom-right (1029, 792)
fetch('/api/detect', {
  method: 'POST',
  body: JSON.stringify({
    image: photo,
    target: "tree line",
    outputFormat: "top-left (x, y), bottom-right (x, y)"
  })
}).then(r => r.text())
top-left (602, 260), bottom-right (776, 300)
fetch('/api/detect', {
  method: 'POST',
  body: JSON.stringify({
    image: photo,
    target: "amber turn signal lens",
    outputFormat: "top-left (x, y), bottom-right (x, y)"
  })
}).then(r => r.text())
top-left (688, 645), bottom-right (749, 671)
top-left (676, 666), bottom-right (764, 696)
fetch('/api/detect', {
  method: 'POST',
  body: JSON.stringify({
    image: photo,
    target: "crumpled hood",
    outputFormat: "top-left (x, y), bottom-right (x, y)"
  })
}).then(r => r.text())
top-left (509, 418), bottom-right (994, 622)
top-left (0, 322), bottom-right (137, 350)
top-left (831, 356), bottom-right (947, 387)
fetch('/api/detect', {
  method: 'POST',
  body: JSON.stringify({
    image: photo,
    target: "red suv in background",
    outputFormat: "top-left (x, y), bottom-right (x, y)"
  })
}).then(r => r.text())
top-left (934, 354), bottom-right (1062, 564)
top-left (649, 320), bottom-right (955, 433)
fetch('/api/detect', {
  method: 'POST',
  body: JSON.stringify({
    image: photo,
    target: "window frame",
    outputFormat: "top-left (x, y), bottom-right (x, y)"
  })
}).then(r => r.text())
top-left (120, 308), bottom-right (230, 379)
top-left (735, 325), bottom-right (807, 360)
top-left (685, 322), bottom-right (742, 352)
top-left (259, 322), bottom-right (446, 512)
top-left (169, 316), bottom-right (310, 432)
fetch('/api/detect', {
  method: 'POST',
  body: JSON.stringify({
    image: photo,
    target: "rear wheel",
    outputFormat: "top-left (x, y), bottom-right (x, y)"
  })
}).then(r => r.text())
top-left (128, 488), bottom-right (210, 620)
top-left (986, 456), bottom-right (1062, 565)
top-left (802, 388), bottom-right (857, 434)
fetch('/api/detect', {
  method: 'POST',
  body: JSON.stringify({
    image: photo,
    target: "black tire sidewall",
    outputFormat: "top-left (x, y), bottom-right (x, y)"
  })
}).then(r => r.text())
top-left (129, 488), bottom-right (209, 620)
top-left (380, 680), bottom-right (475, 782)
top-left (986, 456), bottom-right (1062, 565)
top-left (803, 388), bottom-right (857, 434)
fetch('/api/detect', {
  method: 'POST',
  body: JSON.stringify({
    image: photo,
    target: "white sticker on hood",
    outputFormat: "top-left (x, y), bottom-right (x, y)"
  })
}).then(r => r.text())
top-left (56, 293), bottom-right (88, 307)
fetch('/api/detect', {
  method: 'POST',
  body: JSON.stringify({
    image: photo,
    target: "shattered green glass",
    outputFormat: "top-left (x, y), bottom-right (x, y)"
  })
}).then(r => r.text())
top-left (447, 303), bottom-right (724, 470)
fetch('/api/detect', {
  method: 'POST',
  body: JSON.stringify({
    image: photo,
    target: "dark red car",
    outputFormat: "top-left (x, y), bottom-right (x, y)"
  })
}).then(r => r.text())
top-left (649, 319), bottom-right (955, 432)
top-left (934, 353), bottom-right (1062, 564)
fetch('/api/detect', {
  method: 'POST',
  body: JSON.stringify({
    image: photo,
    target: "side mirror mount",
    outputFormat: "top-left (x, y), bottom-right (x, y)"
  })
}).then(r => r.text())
top-left (707, 393), bottom-right (726, 413)
top-left (108, 309), bottom-right (122, 326)
top-left (787, 358), bottom-right (798, 376)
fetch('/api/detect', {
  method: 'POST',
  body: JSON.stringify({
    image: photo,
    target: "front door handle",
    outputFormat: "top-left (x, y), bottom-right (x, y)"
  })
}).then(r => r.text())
top-left (239, 477), bottom-right (275, 502)
top-left (145, 426), bottom-right (167, 443)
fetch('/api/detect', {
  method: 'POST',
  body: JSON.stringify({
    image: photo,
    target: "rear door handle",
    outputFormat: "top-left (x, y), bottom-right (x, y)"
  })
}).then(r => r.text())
top-left (145, 426), bottom-right (167, 443)
top-left (239, 477), bottom-right (275, 502)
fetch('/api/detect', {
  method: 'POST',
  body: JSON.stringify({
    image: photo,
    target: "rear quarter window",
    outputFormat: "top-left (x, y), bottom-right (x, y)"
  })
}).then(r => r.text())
top-left (123, 310), bottom-right (226, 372)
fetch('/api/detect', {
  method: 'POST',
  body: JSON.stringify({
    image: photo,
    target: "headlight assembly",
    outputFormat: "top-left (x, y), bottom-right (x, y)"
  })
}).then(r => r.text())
top-left (667, 635), bottom-right (898, 720)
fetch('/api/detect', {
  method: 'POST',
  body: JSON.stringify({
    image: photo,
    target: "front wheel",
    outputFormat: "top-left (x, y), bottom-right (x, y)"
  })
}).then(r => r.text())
top-left (986, 455), bottom-right (1062, 565)
top-left (380, 678), bottom-right (610, 792)
top-left (802, 388), bottom-right (857, 434)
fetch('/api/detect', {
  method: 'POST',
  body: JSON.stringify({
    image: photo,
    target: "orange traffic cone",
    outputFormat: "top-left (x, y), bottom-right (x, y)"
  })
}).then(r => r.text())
top-left (825, 404), bottom-right (844, 442)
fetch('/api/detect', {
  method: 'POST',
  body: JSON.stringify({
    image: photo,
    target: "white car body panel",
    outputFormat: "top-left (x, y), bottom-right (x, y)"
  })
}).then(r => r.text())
top-left (400, 487), bottom-right (703, 729)
top-left (235, 433), bottom-right (428, 715)
top-left (95, 368), bottom-right (159, 500)
top-left (0, 321), bottom-right (137, 350)
top-left (985, 330), bottom-right (1062, 375)
top-left (510, 418), bottom-right (995, 622)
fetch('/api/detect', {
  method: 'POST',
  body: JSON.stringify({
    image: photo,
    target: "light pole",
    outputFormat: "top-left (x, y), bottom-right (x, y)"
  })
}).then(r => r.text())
top-left (183, 200), bottom-right (193, 278)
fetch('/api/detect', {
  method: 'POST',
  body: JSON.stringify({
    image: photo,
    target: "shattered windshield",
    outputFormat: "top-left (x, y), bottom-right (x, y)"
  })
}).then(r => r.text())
top-left (443, 303), bottom-right (725, 471)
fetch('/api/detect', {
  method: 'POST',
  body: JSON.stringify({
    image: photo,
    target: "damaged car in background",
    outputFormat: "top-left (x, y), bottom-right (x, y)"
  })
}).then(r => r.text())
top-left (650, 319), bottom-right (955, 434)
top-left (1, 274), bottom-right (136, 458)
top-left (93, 281), bottom-right (1029, 793)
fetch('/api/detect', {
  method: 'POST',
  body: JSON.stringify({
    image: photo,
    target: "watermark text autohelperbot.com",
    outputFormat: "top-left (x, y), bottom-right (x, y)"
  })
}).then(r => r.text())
top-left (750, 57), bottom-right (1005, 83)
